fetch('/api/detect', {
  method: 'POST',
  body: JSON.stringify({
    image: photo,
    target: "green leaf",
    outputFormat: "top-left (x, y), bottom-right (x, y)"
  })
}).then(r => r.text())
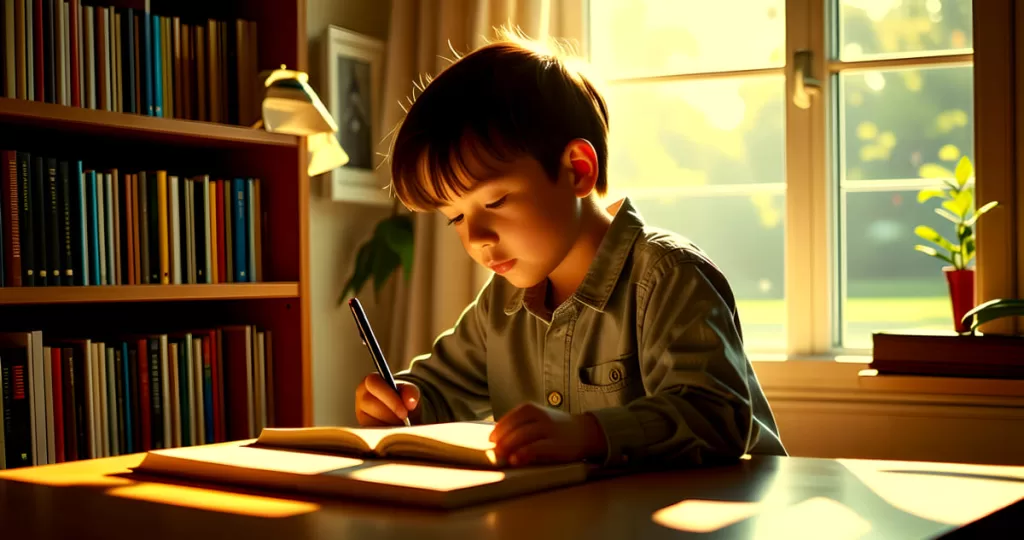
top-left (914, 244), bottom-right (956, 265)
top-left (941, 188), bottom-right (973, 218)
top-left (954, 156), bottom-right (973, 187)
top-left (957, 224), bottom-right (972, 241)
top-left (914, 225), bottom-right (958, 252)
top-left (964, 237), bottom-right (976, 263)
top-left (965, 200), bottom-right (998, 227)
top-left (377, 215), bottom-right (415, 281)
top-left (934, 207), bottom-right (960, 224)
top-left (916, 188), bottom-right (948, 203)
top-left (339, 239), bottom-right (376, 303)
top-left (370, 242), bottom-right (401, 300)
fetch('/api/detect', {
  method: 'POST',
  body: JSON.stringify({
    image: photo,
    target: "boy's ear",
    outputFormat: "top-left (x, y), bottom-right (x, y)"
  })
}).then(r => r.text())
top-left (562, 138), bottom-right (599, 197)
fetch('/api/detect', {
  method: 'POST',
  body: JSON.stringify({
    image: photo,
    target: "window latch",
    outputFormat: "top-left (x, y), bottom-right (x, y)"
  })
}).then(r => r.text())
top-left (793, 49), bottom-right (821, 109)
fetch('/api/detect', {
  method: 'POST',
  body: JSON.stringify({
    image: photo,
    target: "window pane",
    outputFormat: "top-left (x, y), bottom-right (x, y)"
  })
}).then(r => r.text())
top-left (589, 0), bottom-right (785, 79)
top-left (840, 65), bottom-right (973, 183)
top-left (841, 190), bottom-right (955, 348)
top-left (604, 76), bottom-right (785, 191)
top-left (628, 194), bottom-right (786, 351)
top-left (839, 0), bottom-right (973, 60)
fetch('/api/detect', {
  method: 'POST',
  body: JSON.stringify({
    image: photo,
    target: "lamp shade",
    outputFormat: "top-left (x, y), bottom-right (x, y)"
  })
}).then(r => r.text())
top-left (260, 65), bottom-right (349, 176)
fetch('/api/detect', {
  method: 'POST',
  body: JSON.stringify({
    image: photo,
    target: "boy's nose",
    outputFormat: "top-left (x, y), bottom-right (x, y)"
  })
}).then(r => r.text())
top-left (466, 220), bottom-right (498, 249)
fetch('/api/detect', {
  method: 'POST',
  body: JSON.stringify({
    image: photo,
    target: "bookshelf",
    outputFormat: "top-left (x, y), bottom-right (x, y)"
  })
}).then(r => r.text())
top-left (0, 0), bottom-right (311, 467)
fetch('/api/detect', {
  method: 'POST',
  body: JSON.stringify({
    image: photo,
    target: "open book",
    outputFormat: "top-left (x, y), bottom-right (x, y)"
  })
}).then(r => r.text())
top-left (253, 421), bottom-right (502, 468)
top-left (131, 422), bottom-right (591, 509)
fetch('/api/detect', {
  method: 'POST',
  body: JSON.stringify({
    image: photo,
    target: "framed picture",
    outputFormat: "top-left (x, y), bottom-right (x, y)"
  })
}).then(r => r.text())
top-left (322, 26), bottom-right (389, 205)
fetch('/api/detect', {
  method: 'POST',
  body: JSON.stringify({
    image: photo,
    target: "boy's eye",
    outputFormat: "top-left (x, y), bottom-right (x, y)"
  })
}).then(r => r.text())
top-left (485, 196), bottom-right (507, 209)
top-left (447, 215), bottom-right (464, 226)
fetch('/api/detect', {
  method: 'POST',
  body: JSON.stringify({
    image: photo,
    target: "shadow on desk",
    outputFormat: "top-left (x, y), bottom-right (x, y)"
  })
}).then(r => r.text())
top-left (1, 454), bottom-right (1023, 539)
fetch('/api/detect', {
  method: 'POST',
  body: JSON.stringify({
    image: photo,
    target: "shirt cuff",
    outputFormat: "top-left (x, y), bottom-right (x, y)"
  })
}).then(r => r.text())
top-left (587, 407), bottom-right (647, 467)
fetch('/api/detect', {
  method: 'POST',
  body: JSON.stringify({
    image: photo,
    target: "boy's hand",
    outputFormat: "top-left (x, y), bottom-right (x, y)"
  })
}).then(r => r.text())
top-left (489, 403), bottom-right (607, 466)
top-left (355, 373), bottom-right (420, 426)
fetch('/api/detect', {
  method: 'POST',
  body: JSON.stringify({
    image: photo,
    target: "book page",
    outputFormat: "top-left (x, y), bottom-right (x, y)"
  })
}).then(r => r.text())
top-left (256, 422), bottom-right (497, 457)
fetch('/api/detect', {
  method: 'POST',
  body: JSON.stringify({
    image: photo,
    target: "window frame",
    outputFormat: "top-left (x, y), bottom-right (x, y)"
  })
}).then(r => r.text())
top-left (583, 0), bottom-right (1009, 359)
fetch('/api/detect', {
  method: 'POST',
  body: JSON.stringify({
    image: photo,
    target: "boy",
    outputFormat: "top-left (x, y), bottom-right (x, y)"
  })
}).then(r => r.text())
top-left (355, 36), bottom-right (786, 469)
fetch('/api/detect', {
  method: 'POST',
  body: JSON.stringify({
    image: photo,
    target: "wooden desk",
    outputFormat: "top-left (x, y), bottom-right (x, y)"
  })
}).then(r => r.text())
top-left (2, 453), bottom-right (1022, 539)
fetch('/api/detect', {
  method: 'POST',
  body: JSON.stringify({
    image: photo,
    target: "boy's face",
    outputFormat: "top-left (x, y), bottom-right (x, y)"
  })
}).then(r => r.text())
top-left (435, 149), bottom-right (584, 289)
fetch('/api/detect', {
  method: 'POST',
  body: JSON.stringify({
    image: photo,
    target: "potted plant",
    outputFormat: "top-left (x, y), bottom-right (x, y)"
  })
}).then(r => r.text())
top-left (914, 156), bottom-right (998, 333)
top-left (337, 201), bottom-right (415, 304)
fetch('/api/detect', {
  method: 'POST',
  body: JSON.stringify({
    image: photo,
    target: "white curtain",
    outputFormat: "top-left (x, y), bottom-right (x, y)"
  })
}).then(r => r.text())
top-left (380, 0), bottom-right (585, 366)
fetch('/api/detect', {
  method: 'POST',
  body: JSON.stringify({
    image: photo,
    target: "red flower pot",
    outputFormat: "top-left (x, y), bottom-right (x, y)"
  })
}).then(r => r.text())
top-left (944, 267), bottom-right (975, 333)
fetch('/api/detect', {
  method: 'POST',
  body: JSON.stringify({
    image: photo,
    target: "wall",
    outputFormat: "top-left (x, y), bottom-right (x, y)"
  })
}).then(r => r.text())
top-left (306, 0), bottom-right (393, 427)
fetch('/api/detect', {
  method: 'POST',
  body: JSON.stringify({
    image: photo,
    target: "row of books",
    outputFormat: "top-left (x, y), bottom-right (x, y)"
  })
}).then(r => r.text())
top-left (1, 150), bottom-right (265, 287)
top-left (0, 325), bottom-right (273, 469)
top-left (0, 0), bottom-right (261, 126)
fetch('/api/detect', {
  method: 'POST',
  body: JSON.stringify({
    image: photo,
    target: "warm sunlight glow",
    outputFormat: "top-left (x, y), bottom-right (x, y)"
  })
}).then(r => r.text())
top-left (153, 444), bottom-right (365, 475)
top-left (652, 499), bottom-right (764, 533)
top-left (839, 459), bottom-right (1024, 525)
top-left (346, 463), bottom-right (505, 492)
top-left (753, 497), bottom-right (872, 539)
top-left (107, 482), bottom-right (319, 518)
top-left (0, 456), bottom-right (138, 487)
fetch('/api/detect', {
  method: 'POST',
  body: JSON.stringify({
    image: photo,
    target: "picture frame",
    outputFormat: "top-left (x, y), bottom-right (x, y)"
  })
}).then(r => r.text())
top-left (322, 26), bottom-right (389, 205)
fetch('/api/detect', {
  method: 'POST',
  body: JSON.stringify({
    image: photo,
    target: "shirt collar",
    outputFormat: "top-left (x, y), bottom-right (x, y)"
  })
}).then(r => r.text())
top-left (504, 197), bottom-right (645, 316)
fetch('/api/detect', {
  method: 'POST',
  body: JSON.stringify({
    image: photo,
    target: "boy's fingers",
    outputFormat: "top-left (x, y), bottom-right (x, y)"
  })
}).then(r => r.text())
top-left (509, 440), bottom-right (560, 467)
top-left (398, 382), bottom-right (420, 411)
top-left (356, 409), bottom-right (392, 427)
top-left (358, 395), bottom-right (403, 425)
top-left (365, 373), bottom-right (407, 419)
top-left (494, 422), bottom-right (549, 462)
top-left (490, 403), bottom-right (542, 442)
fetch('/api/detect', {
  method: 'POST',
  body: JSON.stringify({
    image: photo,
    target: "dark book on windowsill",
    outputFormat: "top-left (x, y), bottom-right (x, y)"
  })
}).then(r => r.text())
top-left (871, 331), bottom-right (1024, 379)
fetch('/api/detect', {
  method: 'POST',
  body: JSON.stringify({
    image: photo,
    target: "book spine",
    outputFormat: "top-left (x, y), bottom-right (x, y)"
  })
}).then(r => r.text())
top-left (123, 8), bottom-right (135, 113)
top-left (50, 347), bottom-right (64, 462)
top-left (247, 179), bottom-right (256, 283)
top-left (42, 0), bottom-right (53, 103)
top-left (1, 348), bottom-right (33, 468)
top-left (148, 337), bottom-right (162, 449)
top-left (221, 179), bottom-right (232, 282)
top-left (138, 171), bottom-right (149, 283)
top-left (86, 170), bottom-right (98, 285)
top-left (147, 172), bottom-right (158, 283)
top-left (157, 170), bottom-right (168, 284)
top-left (61, 346), bottom-right (77, 461)
top-left (75, 162), bottom-right (87, 286)
top-left (121, 342), bottom-right (132, 453)
top-left (69, 0), bottom-right (79, 107)
top-left (32, 0), bottom-right (41, 101)
top-left (17, 152), bottom-right (34, 286)
top-left (2, 150), bottom-right (21, 286)
top-left (193, 179), bottom-right (206, 283)
top-left (84, 5), bottom-right (92, 109)
top-left (169, 175), bottom-right (180, 284)
top-left (31, 155), bottom-right (47, 286)
top-left (142, 10), bottom-right (151, 115)
top-left (232, 178), bottom-right (246, 282)
top-left (59, 160), bottom-right (73, 285)
top-left (45, 157), bottom-right (59, 286)
top-left (4, 0), bottom-right (15, 99)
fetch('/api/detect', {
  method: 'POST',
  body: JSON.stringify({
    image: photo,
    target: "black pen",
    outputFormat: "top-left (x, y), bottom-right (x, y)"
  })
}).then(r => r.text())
top-left (348, 297), bottom-right (411, 426)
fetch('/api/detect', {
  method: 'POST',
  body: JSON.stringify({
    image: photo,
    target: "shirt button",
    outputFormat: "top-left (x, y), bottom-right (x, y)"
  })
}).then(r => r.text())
top-left (609, 368), bottom-right (622, 382)
top-left (547, 391), bottom-right (563, 407)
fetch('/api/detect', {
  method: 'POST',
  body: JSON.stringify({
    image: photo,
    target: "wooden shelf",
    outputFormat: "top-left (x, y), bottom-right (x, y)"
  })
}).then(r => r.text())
top-left (0, 97), bottom-right (297, 149)
top-left (0, 283), bottom-right (300, 305)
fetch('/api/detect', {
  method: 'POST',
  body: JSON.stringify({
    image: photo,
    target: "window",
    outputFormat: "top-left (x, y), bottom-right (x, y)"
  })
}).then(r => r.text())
top-left (587, 0), bottom-right (974, 354)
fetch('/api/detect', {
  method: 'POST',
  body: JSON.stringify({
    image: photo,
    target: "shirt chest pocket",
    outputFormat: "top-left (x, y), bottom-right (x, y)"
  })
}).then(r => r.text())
top-left (576, 354), bottom-right (646, 411)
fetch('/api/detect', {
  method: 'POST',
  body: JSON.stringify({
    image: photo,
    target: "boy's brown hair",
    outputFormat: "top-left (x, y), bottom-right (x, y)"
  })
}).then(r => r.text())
top-left (388, 34), bottom-right (610, 211)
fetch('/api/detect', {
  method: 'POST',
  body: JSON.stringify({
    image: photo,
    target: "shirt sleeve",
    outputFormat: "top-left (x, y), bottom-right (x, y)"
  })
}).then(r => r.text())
top-left (586, 251), bottom-right (759, 468)
top-left (394, 282), bottom-right (492, 424)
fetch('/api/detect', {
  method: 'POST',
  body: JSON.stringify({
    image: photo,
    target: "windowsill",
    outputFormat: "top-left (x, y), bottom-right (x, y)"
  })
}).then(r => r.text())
top-left (751, 356), bottom-right (1024, 406)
